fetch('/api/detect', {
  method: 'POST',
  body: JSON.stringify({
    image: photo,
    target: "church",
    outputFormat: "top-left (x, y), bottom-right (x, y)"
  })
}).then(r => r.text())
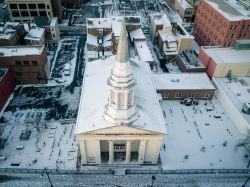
top-left (75, 17), bottom-right (167, 165)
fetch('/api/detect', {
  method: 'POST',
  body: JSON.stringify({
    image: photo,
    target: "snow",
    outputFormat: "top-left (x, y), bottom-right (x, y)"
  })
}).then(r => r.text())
top-left (0, 46), bottom-right (44, 56)
top-left (24, 27), bottom-right (45, 41)
top-left (129, 28), bottom-right (146, 42)
top-left (202, 47), bottom-right (250, 64)
top-left (111, 17), bottom-right (122, 37)
top-left (207, 0), bottom-right (250, 21)
top-left (134, 41), bottom-right (154, 62)
top-left (48, 37), bottom-right (79, 86)
top-left (87, 18), bottom-right (112, 29)
top-left (153, 73), bottom-right (215, 90)
top-left (75, 55), bottom-right (167, 135)
top-left (213, 77), bottom-right (250, 124)
top-left (50, 18), bottom-right (57, 27)
top-left (176, 0), bottom-right (193, 9)
top-left (86, 34), bottom-right (112, 47)
top-left (160, 98), bottom-right (248, 170)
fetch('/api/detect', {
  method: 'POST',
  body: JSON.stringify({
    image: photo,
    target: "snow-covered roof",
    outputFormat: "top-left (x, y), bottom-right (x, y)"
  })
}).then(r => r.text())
top-left (159, 30), bottom-right (176, 42)
top-left (153, 73), bottom-right (216, 90)
top-left (87, 50), bottom-right (113, 59)
top-left (25, 27), bottom-right (45, 41)
top-left (50, 18), bottom-right (57, 27)
top-left (134, 41), bottom-right (154, 62)
top-left (213, 77), bottom-right (250, 124)
top-left (202, 46), bottom-right (250, 64)
top-left (207, 0), bottom-right (250, 21)
top-left (0, 46), bottom-right (45, 57)
top-left (129, 28), bottom-right (145, 42)
top-left (75, 55), bottom-right (167, 135)
top-left (87, 18), bottom-right (112, 29)
top-left (86, 34), bottom-right (112, 47)
top-left (150, 14), bottom-right (172, 27)
top-left (176, 0), bottom-right (193, 9)
top-left (111, 17), bottom-right (122, 37)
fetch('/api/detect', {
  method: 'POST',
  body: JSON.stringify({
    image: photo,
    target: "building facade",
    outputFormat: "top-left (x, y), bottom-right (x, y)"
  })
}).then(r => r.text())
top-left (175, 0), bottom-right (194, 22)
top-left (193, 0), bottom-right (250, 47)
top-left (0, 68), bottom-right (15, 111)
top-left (0, 45), bottom-right (50, 84)
top-left (6, 0), bottom-right (62, 22)
top-left (75, 18), bottom-right (167, 165)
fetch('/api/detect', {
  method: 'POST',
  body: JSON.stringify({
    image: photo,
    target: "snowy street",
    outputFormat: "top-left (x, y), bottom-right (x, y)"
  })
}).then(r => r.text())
top-left (1, 172), bottom-right (250, 187)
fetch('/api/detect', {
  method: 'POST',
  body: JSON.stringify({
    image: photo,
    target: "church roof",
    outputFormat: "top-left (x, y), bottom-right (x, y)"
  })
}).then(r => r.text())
top-left (75, 55), bottom-right (167, 135)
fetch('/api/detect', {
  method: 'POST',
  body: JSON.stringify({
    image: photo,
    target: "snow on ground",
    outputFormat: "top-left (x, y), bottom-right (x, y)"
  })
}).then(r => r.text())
top-left (160, 97), bottom-right (247, 170)
top-left (48, 37), bottom-right (79, 86)
top-left (165, 61), bottom-right (181, 73)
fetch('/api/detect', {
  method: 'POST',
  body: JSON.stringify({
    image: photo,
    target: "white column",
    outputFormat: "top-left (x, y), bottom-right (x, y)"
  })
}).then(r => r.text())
top-left (109, 140), bottom-right (114, 164)
top-left (125, 141), bottom-right (131, 163)
top-left (124, 91), bottom-right (129, 109)
top-left (80, 140), bottom-right (87, 164)
top-left (138, 140), bottom-right (146, 164)
top-left (115, 93), bottom-right (119, 109)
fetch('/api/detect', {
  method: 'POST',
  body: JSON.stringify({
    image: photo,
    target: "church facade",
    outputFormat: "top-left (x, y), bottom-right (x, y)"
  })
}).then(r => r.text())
top-left (75, 17), bottom-right (167, 165)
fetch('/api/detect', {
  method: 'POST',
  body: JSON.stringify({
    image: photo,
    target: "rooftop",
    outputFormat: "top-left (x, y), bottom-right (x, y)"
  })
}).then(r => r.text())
top-left (129, 28), bottom-right (145, 42)
top-left (153, 73), bottom-right (215, 90)
top-left (178, 50), bottom-right (205, 69)
top-left (134, 41), bottom-right (154, 62)
top-left (25, 27), bottom-right (45, 41)
top-left (213, 77), bottom-right (250, 124)
top-left (0, 46), bottom-right (44, 57)
top-left (75, 55), bottom-right (167, 135)
top-left (176, 0), bottom-right (193, 9)
top-left (207, 0), bottom-right (250, 20)
top-left (202, 46), bottom-right (250, 64)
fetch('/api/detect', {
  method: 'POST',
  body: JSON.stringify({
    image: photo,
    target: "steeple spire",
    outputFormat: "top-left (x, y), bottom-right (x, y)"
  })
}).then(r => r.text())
top-left (116, 17), bottom-right (129, 64)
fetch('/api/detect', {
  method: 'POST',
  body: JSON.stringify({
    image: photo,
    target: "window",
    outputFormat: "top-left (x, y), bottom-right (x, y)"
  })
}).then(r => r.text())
top-left (38, 4), bottom-right (45, 9)
top-left (39, 11), bottom-right (47, 16)
top-left (234, 25), bottom-right (237, 30)
top-left (231, 33), bottom-right (234, 38)
top-left (9, 4), bottom-right (18, 9)
top-left (230, 25), bottom-right (233, 30)
top-left (242, 25), bottom-right (245, 29)
top-left (221, 31), bottom-right (224, 36)
top-left (175, 92), bottom-right (182, 99)
top-left (161, 93), bottom-right (169, 99)
top-left (228, 42), bottom-right (231, 47)
top-left (239, 33), bottom-right (242, 38)
top-left (32, 61), bottom-right (38, 65)
top-left (21, 11), bottom-right (29, 17)
top-left (243, 33), bottom-right (247, 38)
top-left (47, 5), bottom-right (50, 9)
top-left (202, 93), bottom-right (209, 99)
top-left (16, 61), bottom-right (21, 66)
top-left (16, 72), bottom-right (22, 76)
top-left (12, 11), bottom-right (20, 17)
top-left (19, 4), bottom-right (27, 9)
top-left (247, 25), bottom-right (250, 29)
top-left (23, 61), bottom-right (29, 65)
top-left (188, 93), bottom-right (196, 98)
top-left (30, 11), bottom-right (38, 16)
top-left (28, 4), bottom-right (36, 9)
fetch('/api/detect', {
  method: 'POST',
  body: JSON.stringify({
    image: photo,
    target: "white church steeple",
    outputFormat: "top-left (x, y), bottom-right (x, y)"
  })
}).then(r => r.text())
top-left (104, 17), bottom-right (137, 124)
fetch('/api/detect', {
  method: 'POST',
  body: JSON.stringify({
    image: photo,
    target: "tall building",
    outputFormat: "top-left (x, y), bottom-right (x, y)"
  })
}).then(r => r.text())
top-left (193, 0), bottom-right (250, 47)
top-left (75, 18), bottom-right (167, 165)
top-left (6, 0), bottom-right (62, 22)
top-left (0, 45), bottom-right (50, 84)
top-left (174, 0), bottom-right (194, 22)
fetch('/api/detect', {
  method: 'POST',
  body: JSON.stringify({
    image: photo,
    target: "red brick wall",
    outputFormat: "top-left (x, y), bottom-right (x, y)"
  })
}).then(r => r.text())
top-left (193, 0), bottom-right (250, 47)
top-left (0, 69), bottom-right (15, 111)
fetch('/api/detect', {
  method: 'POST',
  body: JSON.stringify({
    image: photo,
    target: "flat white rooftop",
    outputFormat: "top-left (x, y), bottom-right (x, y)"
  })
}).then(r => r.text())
top-left (75, 55), bottom-right (167, 134)
top-left (129, 28), bottom-right (145, 42)
top-left (24, 27), bottom-right (45, 41)
top-left (134, 41), bottom-right (154, 62)
top-left (207, 0), bottom-right (250, 20)
top-left (0, 46), bottom-right (44, 57)
top-left (202, 47), bottom-right (250, 64)
top-left (213, 77), bottom-right (250, 124)
top-left (153, 73), bottom-right (215, 90)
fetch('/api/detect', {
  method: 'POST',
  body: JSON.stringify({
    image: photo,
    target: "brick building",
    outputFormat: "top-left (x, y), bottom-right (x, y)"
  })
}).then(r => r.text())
top-left (0, 22), bottom-right (26, 46)
top-left (6, 0), bottom-right (62, 22)
top-left (176, 50), bottom-right (205, 72)
top-left (199, 43), bottom-right (250, 78)
top-left (0, 45), bottom-right (50, 84)
top-left (153, 73), bottom-right (215, 100)
top-left (193, 0), bottom-right (250, 47)
top-left (0, 68), bottom-right (15, 111)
